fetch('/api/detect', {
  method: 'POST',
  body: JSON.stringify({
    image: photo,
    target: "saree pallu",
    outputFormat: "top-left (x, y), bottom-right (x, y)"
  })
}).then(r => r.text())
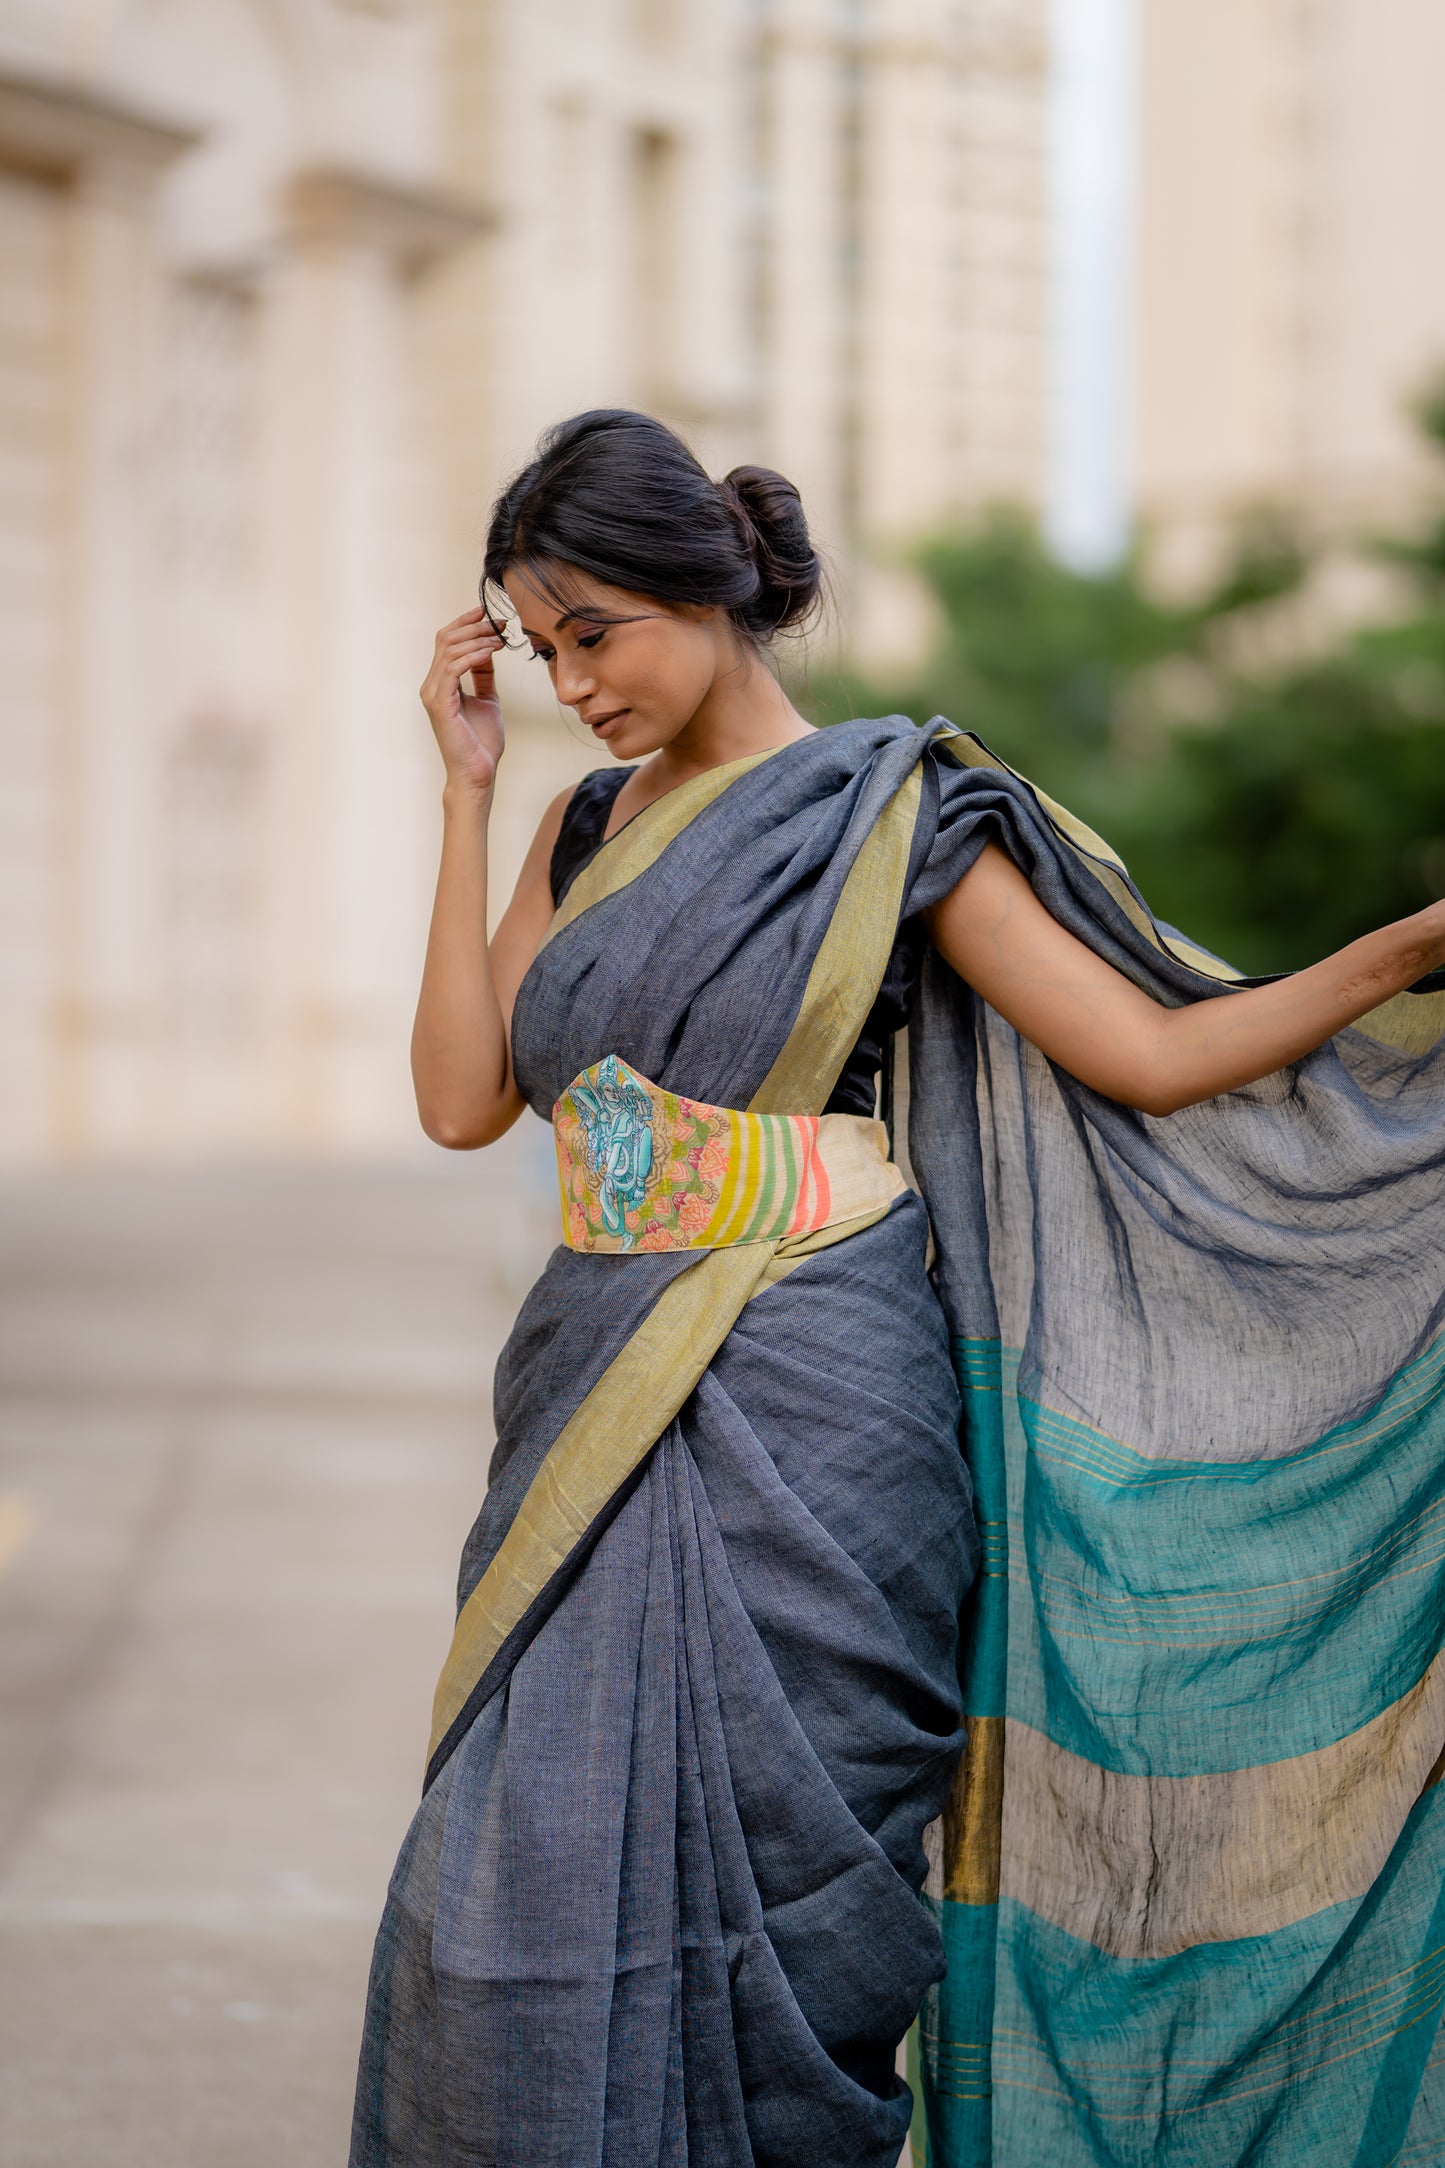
top-left (904, 734), bottom-right (1445, 2164)
top-left (353, 716), bottom-right (1445, 2167)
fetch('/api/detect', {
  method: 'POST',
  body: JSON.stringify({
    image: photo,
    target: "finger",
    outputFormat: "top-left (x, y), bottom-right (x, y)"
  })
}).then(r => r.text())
top-left (434, 642), bottom-right (502, 681)
top-left (439, 604), bottom-right (489, 633)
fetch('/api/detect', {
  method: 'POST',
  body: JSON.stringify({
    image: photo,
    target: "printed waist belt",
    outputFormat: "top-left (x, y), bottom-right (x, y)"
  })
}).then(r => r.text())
top-left (553, 1054), bottom-right (907, 1254)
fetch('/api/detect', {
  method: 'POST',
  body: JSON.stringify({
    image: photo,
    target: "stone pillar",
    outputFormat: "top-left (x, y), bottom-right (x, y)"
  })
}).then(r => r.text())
top-left (0, 70), bottom-right (196, 1157)
top-left (258, 169), bottom-right (489, 1151)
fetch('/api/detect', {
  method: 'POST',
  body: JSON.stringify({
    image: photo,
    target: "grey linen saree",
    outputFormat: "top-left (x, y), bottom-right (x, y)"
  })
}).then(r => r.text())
top-left (351, 716), bottom-right (1445, 2167)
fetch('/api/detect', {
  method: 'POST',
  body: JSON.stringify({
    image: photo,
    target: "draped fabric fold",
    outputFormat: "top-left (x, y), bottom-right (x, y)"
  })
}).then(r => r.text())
top-left (907, 731), bottom-right (1445, 2167)
top-left (351, 716), bottom-right (1445, 2168)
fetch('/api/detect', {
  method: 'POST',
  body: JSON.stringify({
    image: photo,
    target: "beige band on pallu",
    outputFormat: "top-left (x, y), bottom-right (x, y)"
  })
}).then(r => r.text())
top-left (925, 1659), bottom-right (1445, 1961)
top-left (425, 758), bottom-right (925, 1774)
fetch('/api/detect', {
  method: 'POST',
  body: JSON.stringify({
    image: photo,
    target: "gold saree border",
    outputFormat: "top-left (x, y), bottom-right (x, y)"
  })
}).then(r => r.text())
top-left (428, 752), bottom-right (928, 1773)
top-left (540, 746), bottom-right (782, 951)
top-left (426, 1182), bottom-right (904, 1769)
top-left (1351, 987), bottom-right (1445, 1056)
top-left (428, 1242), bottom-right (773, 1765)
top-left (749, 765), bottom-right (924, 1113)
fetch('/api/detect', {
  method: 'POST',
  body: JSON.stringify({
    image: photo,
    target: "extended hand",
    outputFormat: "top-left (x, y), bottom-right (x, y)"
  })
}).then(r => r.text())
top-left (421, 606), bottom-right (506, 797)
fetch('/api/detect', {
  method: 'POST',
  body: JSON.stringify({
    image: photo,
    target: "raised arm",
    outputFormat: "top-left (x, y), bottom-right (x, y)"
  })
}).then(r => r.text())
top-left (410, 606), bottom-right (570, 1148)
top-left (924, 842), bottom-right (1445, 1117)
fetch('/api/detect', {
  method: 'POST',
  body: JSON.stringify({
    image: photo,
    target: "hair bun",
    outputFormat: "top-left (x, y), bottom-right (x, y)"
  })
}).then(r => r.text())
top-left (718, 465), bottom-right (823, 636)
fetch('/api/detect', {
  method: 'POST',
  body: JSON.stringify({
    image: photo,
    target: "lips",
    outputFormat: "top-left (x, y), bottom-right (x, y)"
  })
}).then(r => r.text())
top-left (583, 708), bottom-right (629, 735)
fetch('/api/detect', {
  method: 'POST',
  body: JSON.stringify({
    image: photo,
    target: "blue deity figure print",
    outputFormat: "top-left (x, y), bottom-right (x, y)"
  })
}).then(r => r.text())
top-left (571, 1055), bottom-right (656, 1247)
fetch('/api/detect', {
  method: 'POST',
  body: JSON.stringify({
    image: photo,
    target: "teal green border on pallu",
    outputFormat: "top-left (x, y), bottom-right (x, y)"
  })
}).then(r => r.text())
top-left (1397, 2017), bottom-right (1445, 2162)
top-left (918, 1900), bottom-right (1000, 2167)
top-left (916, 1338), bottom-right (1012, 2164)
top-left (956, 1337), bottom-right (1009, 1718)
top-left (970, 1785), bottom-right (1445, 2167)
top-left (925, 1335), bottom-right (1445, 2163)
top-left (957, 1333), bottom-right (1445, 1777)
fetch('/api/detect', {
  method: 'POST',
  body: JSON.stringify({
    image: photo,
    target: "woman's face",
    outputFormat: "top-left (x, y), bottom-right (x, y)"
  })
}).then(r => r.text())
top-left (499, 567), bottom-right (740, 761)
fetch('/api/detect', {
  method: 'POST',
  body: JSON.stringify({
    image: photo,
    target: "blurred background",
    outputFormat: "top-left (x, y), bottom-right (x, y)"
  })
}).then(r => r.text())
top-left (2, 1), bottom-right (1445, 2161)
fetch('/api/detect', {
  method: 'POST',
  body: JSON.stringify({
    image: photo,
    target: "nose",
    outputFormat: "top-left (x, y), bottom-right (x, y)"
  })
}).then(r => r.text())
top-left (552, 651), bottom-right (596, 708)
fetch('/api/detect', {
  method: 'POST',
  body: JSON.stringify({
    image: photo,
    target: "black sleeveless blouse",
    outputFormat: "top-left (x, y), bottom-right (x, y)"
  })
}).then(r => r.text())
top-left (549, 768), bottom-right (922, 1119)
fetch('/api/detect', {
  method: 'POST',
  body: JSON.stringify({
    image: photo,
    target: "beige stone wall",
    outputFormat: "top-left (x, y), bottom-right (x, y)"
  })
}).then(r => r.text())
top-left (749, 0), bottom-right (1049, 566)
top-left (0, 166), bottom-right (65, 1159)
top-left (1135, 0), bottom-right (1445, 570)
top-left (0, 0), bottom-right (1056, 1164)
top-left (0, 7), bottom-right (482, 1162)
top-left (425, 0), bottom-right (760, 925)
top-left (15, 0), bottom-right (1445, 1169)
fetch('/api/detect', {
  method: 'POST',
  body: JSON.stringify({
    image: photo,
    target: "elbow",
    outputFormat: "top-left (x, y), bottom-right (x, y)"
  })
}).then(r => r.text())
top-left (1127, 1071), bottom-right (1208, 1118)
top-left (418, 1104), bottom-right (507, 1150)
top-left (423, 1116), bottom-right (484, 1150)
top-left (1124, 1069), bottom-right (1192, 1119)
top-left (1121, 1022), bottom-right (1195, 1118)
top-left (1132, 1090), bottom-right (1185, 1120)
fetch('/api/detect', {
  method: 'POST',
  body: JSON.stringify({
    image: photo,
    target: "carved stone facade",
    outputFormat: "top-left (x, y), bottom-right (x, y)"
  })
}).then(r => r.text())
top-left (0, 0), bottom-right (1052, 1162)
top-left (6, 2), bottom-right (1438, 1162)
top-left (0, 9), bottom-right (487, 1161)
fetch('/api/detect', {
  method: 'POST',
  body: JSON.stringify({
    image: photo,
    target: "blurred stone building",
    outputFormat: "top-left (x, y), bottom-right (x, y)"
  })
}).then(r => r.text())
top-left (0, 0), bottom-right (1051, 1164)
top-left (3, 0), bottom-right (1443, 1167)
top-left (1134, 0), bottom-right (1445, 575)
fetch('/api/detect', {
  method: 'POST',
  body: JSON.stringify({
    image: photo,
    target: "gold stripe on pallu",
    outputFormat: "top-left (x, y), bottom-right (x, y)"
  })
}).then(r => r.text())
top-left (991, 1652), bottom-right (1445, 1961)
top-left (1350, 987), bottom-right (1445, 1056)
top-left (541, 747), bottom-right (782, 951)
top-left (427, 757), bottom-right (925, 1772)
top-left (940, 1715), bottom-right (1005, 1904)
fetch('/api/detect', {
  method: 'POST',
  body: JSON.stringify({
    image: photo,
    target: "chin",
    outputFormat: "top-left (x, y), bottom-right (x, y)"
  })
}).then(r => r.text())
top-left (596, 716), bottom-right (673, 761)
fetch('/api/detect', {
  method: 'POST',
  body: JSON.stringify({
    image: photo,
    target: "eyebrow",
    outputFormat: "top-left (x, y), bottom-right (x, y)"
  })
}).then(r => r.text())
top-left (519, 610), bottom-right (595, 641)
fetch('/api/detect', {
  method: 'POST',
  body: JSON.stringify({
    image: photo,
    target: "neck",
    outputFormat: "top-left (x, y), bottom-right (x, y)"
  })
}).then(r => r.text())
top-left (649, 652), bottom-right (813, 789)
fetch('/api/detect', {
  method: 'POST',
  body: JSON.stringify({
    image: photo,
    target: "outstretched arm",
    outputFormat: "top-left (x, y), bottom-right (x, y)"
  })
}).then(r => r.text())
top-left (924, 842), bottom-right (1445, 1117)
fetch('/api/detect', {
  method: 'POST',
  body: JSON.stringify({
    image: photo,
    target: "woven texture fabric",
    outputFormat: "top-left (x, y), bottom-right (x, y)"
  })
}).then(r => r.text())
top-left (352, 716), bottom-right (1445, 2165)
top-left (906, 735), bottom-right (1445, 2166)
top-left (353, 721), bottom-right (981, 2168)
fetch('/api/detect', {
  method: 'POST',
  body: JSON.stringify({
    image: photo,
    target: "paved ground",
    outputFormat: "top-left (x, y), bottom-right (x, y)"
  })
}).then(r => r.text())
top-left (0, 1133), bottom-right (559, 2166)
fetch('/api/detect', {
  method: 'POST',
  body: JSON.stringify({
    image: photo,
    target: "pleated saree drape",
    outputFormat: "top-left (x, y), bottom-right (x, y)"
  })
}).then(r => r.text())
top-left (352, 717), bottom-right (1445, 2167)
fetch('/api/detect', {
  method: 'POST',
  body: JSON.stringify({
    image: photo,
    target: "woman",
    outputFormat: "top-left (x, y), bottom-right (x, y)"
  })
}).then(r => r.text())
top-left (352, 410), bottom-right (1445, 2167)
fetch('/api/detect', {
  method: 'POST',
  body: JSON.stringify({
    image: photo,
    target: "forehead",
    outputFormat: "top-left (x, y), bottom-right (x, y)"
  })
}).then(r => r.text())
top-left (500, 566), bottom-right (634, 633)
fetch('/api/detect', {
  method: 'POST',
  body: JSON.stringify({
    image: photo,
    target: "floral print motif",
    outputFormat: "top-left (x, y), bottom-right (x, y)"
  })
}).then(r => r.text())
top-left (553, 1054), bottom-right (825, 1254)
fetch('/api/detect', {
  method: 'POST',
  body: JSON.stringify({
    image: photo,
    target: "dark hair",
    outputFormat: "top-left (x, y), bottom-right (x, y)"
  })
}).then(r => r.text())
top-left (482, 408), bottom-right (823, 644)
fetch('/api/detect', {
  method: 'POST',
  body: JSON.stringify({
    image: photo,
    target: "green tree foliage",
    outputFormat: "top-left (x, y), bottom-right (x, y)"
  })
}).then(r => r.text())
top-left (802, 401), bottom-right (1445, 974)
